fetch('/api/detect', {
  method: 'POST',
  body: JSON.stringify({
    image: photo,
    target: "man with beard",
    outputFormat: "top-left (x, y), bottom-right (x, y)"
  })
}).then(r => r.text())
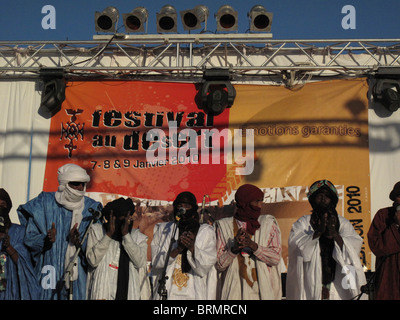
top-left (17, 164), bottom-right (102, 300)
top-left (286, 180), bottom-right (366, 300)
top-left (151, 191), bottom-right (217, 300)
top-left (368, 181), bottom-right (400, 300)
top-left (86, 197), bottom-right (150, 300)
top-left (215, 184), bottom-right (283, 300)
top-left (0, 188), bottom-right (39, 299)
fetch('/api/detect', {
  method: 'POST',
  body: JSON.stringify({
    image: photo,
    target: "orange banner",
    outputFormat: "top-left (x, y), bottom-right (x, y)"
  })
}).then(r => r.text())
top-left (44, 81), bottom-right (230, 203)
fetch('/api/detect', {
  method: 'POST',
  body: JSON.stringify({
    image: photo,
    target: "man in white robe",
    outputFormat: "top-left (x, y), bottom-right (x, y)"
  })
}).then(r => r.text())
top-left (151, 192), bottom-right (217, 300)
top-left (286, 180), bottom-right (366, 300)
top-left (86, 198), bottom-right (150, 300)
top-left (215, 184), bottom-right (283, 300)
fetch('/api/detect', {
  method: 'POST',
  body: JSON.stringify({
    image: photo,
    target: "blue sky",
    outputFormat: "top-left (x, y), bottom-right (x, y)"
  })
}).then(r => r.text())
top-left (0, 0), bottom-right (399, 41)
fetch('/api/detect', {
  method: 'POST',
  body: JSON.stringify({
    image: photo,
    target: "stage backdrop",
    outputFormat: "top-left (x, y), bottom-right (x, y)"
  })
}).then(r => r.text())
top-left (41, 78), bottom-right (371, 268)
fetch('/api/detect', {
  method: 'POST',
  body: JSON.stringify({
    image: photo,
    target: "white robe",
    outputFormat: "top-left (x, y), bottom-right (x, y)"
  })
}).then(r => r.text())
top-left (286, 214), bottom-right (367, 300)
top-left (215, 215), bottom-right (283, 300)
top-left (151, 222), bottom-right (217, 300)
top-left (86, 224), bottom-right (150, 300)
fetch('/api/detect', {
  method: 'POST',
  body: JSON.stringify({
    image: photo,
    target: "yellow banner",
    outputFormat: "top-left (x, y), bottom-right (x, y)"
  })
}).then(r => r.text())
top-left (228, 78), bottom-right (371, 268)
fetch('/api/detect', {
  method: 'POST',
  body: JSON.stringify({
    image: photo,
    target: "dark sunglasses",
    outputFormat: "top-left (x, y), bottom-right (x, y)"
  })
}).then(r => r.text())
top-left (69, 181), bottom-right (86, 187)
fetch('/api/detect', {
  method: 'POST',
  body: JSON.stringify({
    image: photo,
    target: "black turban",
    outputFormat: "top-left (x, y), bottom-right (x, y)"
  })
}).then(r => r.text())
top-left (103, 197), bottom-right (135, 220)
top-left (0, 188), bottom-right (12, 214)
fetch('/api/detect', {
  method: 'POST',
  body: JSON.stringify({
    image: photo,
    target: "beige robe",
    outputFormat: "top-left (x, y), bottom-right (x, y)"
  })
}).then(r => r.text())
top-left (215, 215), bottom-right (283, 300)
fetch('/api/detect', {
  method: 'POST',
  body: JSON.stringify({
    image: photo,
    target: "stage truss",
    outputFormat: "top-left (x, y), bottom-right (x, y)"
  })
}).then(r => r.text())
top-left (0, 34), bottom-right (400, 84)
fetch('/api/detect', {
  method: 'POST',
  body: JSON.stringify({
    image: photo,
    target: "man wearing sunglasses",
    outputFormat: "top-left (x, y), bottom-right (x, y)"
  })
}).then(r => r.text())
top-left (18, 163), bottom-right (103, 300)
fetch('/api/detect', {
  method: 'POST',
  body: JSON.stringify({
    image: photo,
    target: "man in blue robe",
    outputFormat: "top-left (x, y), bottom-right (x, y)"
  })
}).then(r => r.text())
top-left (17, 164), bottom-right (103, 300)
top-left (0, 188), bottom-right (40, 300)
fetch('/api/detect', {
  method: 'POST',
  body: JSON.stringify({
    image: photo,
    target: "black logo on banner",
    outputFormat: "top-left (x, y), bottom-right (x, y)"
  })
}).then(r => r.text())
top-left (61, 109), bottom-right (85, 158)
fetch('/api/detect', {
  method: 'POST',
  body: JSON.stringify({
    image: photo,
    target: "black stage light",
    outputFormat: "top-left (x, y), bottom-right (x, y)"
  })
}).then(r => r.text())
top-left (372, 67), bottom-right (400, 113)
top-left (215, 5), bottom-right (238, 32)
top-left (200, 69), bottom-right (236, 115)
top-left (39, 68), bottom-right (66, 115)
top-left (95, 6), bottom-right (119, 33)
top-left (157, 5), bottom-right (178, 33)
top-left (123, 7), bottom-right (148, 33)
top-left (373, 79), bottom-right (400, 112)
top-left (248, 5), bottom-right (273, 32)
top-left (180, 5), bottom-right (209, 31)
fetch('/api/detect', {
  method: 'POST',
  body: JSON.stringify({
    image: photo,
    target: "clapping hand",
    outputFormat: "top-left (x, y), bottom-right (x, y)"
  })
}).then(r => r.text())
top-left (324, 214), bottom-right (339, 239)
top-left (47, 222), bottom-right (57, 243)
top-left (232, 228), bottom-right (258, 254)
top-left (179, 231), bottom-right (196, 253)
top-left (69, 223), bottom-right (81, 247)
top-left (121, 211), bottom-right (133, 237)
top-left (106, 210), bottom-right (116, 238)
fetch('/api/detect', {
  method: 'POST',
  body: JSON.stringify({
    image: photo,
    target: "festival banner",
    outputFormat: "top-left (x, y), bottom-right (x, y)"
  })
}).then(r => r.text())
top-left (43, 79), bottom-right (371, 268)
top-left (44, 81), bottom-right (230, 202)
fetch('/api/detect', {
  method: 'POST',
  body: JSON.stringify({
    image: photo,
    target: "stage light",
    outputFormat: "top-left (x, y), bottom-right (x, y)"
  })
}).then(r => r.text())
top-left (157, 5), bottom-right (178, 33)
top-left (200, 69), bottom-right (236, 115)
top-left (123, 7), bottom-right (148, 33)
top-left (381, 86), bottom-right (400, 112)
top-left (95, 7), bottom-right (119, 33)
top-left (215, 5), bottom-right (238, 32)
top-left (180, 5), bottom-right (209, 31)
top-left (39, 68), bottom-right (66, 115)
top-left (372, 67), bottom-right (400, 113)
top-left (248, 5), bottom-right (273, 32)
top-left (373, 79), bottom-right (400, 112)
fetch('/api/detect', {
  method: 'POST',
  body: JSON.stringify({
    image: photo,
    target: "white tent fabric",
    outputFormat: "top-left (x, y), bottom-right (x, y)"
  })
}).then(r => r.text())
top-left (0, 80), bottom-right (49, 223)
top-left (368, 99), bottom-right (400, 218)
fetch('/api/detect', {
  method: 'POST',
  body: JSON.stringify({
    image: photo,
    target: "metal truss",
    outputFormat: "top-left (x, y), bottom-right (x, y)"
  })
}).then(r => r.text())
top-left (0, 34), bottom-right (400, 82)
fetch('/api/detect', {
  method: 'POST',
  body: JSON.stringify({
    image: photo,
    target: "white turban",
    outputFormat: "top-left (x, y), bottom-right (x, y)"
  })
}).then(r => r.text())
top-left (57, 163), bottom-right (90, 191)
top-left (54, 163), bottom-right (90, 285)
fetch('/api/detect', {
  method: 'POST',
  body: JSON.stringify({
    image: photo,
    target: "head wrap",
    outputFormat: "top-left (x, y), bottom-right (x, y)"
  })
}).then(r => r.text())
top-left (0, 188), bottom-right (12, 215)
top-left (234, 184), bottom-right (264, 235)
top-left (0, 188), bottom-right (12, 231)
top-left (389, 181), bottom-right (400, 201)
top-left (307, 179), bottom-right (340, 231)
top-left (307, 179), bottom-right (339, 207)
top-left (173, 192), bottom-right (198, 210)
top-left (57, 163), bottom-right (90, 189)
top-left (54, 163), bottom-right (90, 285)
top-left (172, 192), bottom-right (200, 232)
top-left (103, 197), bottom-right (136, 240)
top-left (55, 163), bottom-right (90, 210)
top-left (103, 197), bottom-right (135, 219)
